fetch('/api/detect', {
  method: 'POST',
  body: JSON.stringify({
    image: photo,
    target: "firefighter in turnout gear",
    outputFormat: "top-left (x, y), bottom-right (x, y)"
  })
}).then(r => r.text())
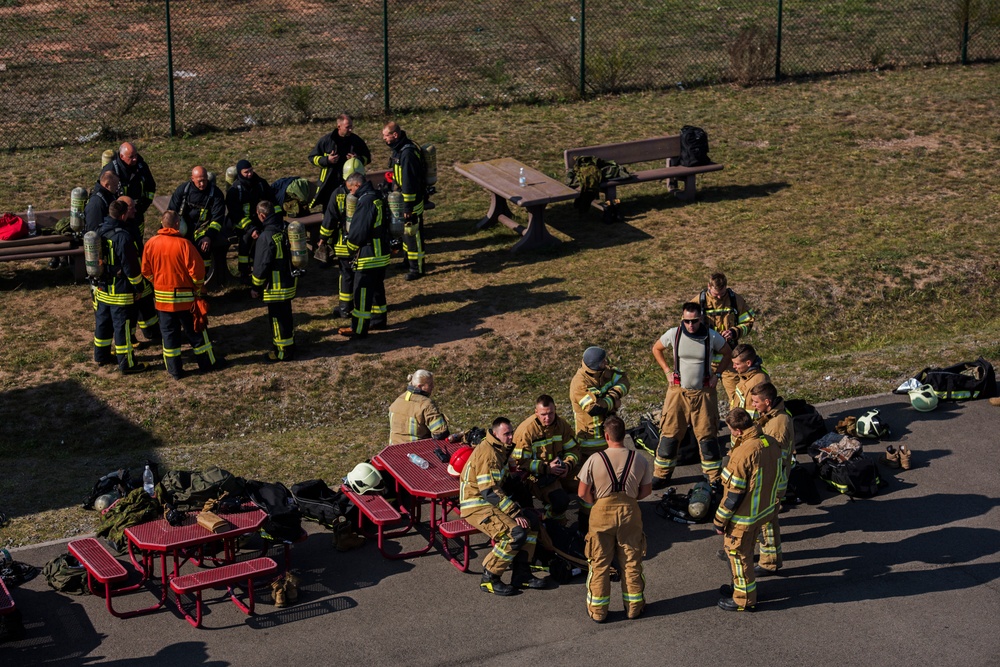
top-left (714, 408), bottom-right (781, 612)
top-left (696, 272), bottom-right (756, 407)
top-left (308, 113), bottom-right (371, 212)
top-left (317, 160), bottom-right (363, 319)
top-left (388, 369), bottom-right (450, 444)
top-left (93, 200), bottom-right (148, 374)
top-left (731, 343), bottom-right (771, 419)
top-left (250, 201), bottom-right (297, 362)
top-left (651, 302), bottom-right (733, 489)
top-left (382, 121), bottom-right (426, 280)
top-left (750, 382), bottom-right (795, 574)
top-left (141, 210), bottom-right (223, 379)
top-left (166, 166), bottom-right (226, 276)
top-left (100, 142), bottom-right (156, 245)
top-left (85, 171), bottom-right (120, 234)
top-left (118, 196), bottom-right (161, 344)
top-left (337, 172), bottom-right (389, 338)
top-left (461, 417), bottom-right (549, 595)
top-left (226, 159), bottom-right (278, 284)
top-left (569, 346), bottom-right (630, 532)
top-left (511, 395), bottom-right (581, 522)
top-left (577, 416), bottom-right (652, 622)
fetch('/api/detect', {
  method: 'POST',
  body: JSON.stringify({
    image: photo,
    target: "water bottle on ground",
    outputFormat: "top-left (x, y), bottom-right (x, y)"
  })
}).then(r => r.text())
top-left (407, 453), bottom-right (429, 469)
top-left (143, 465), bottom-right (155, 496)
top-left (26, 205), bottom-right (36, 236)
top-left (518, 167), bottom-right (526, 188)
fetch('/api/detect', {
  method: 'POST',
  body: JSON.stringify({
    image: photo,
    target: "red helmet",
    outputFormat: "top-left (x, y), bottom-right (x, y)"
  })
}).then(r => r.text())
top-left (384, 170), bottom-right (394, 184)
top-left (447, 445), bottom-right (474, 477)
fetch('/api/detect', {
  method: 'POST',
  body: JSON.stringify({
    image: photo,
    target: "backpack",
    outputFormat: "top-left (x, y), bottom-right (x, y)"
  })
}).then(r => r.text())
top-left (784, 399), bottom-right (829, 453)
top-left (290, 479), bottom-right (356, 529)
top-left (245, 480), bottom-right (303, 542)
top-left (785, 463), bottom-right (821, 505)
top-left (818, 452), bottom-right (881, 498)
top-left (83, 468), bottom-right (138, 510)
top-left (679, 125), bottom-right (711, 167)
top-left (95, 487), bottom-right (163, 553)
top-left (916, 357), bottom-right (997, 401)
top-left (158, 466), bottom-right (245, 512)
top-left (41, 553), bottom-right (89, 595)
top-left (628, 414), bottom-right (699, 465)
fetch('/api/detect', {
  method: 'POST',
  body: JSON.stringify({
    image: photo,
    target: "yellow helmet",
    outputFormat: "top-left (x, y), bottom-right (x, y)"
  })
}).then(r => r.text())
top-left (342, 157), bottom-right (365, 180)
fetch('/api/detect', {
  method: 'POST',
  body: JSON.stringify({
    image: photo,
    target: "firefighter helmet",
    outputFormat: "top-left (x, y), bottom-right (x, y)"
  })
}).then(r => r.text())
top-left (909, 384), bottom-right (939, 412)
top-left (93, 491), bottom-right (120, 512)
top-left (856, 409), bottom-right (890, 439)
top-left (447, 445), bottom-right (474, 477)
top-left (345, 463), bottom-right (384, 495)
top-left (342, 157), bottom-right (365, 180)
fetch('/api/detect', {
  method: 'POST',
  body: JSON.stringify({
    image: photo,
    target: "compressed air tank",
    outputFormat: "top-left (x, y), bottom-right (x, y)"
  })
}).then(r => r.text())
top-left (83, 230), bottom-right (103, 278)
top-left (387, 191), bottom-right (404, 238)
top-left (70, 187), bottom-right (88, 233)
top-left (287, 220), bottom-right (308, 270)
top-left (345, 193), bottom-right (357, 231)
top-left (421, 144), bottom-right (437, 186)
top-left (687, 480), bottom-right (713, 522)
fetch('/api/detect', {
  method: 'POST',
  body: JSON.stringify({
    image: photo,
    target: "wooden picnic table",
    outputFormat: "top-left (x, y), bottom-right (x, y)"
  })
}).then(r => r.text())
top-left (454, 158), bottom-right (579, 253)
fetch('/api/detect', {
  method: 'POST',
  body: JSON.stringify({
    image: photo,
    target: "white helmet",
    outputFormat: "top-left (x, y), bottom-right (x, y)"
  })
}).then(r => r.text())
top-left (909, 384), bottom-right (939, 412)
top-left (345, 462), bottom-right (384, 495)
top-left (856, 409), bottom-right (890, 439)
top-left (342, 157), bottom-right (365, 180)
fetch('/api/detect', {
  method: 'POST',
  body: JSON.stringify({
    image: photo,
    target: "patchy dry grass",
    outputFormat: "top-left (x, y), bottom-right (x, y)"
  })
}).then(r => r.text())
top-left (1, 63), bottom-right (999, 547)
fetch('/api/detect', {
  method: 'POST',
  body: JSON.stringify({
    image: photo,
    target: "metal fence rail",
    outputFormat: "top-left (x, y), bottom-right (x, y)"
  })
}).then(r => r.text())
top-left (0, 0), bottom-right (997, 150)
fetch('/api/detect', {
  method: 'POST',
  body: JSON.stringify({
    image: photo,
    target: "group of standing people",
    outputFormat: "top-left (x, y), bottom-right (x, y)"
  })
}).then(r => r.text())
top-left (385, 272), bottom-right (793, 618)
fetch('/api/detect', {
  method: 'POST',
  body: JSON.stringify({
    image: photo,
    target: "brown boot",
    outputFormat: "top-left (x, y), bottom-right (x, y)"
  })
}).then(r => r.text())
top-left (271, 577), bottom-right (287, 607)
top-left (333, 517), bottom-right (366, 552)
top-left (588, 605), bottom-right (607, 623)
top-left (283, 572), bottom-right (299, 602)
top-left (898, 444), bottom-right (912, 470)
top-left (627, 601), bottom-right (645, 619)
top-left (880, 445), bottom-right (901, 468)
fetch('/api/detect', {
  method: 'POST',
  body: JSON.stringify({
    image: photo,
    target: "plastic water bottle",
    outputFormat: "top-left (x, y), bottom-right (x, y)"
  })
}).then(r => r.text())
top-left (26, 205), bottom-right (36, 236)
top-left (407, 453), bottom-right (429, 469)
top-left (518, 167), bottom-right (526, 188)
top-left (143, 465), bottom-right (155, 497)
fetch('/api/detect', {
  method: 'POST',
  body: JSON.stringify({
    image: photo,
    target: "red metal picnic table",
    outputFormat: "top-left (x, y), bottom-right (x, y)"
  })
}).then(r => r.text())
top-left (371, 438), bottom-right (461, 559)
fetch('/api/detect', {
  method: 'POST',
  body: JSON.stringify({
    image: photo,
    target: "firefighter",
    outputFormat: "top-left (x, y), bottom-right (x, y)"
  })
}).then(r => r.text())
top-left (695, 272), bottom-right (756, 407)
top-left (731, 343), bottom-right (770, 419)
top-left (100, 142), bottom-right (156, 246)
top-left (388, 369), bottom-right (449, 444)
top-left (460, 416), bottom-right (549, 595)
top-left (308, 113), bottom-right (371, 213)
top-left (226, 159), bottom-right (278, 284)
top-left (511, 394), bottom-right (581, 522)
top-left (250, 201), bottom-right (297, 362)
top-left (118, 196), bottom-right (161, 345)
top-left (714, 408), bottom-right (781, 612)
top-left (338, 171), bottom-right (389, 338)
top-left (650, 302), bottom-right (733, 490)
top-left (85, 171), bottom-right (120, 234)
top-left (750, 382), bottom-right (795, 575)
top-left (141, 211), bottom-right (224, 379)
top-left (166, 166), bottom-right (226, 276)
top-left (317, 160), bottom-right (362, 319)
top-left (577, 415), bottom-right (652, 622)
top-left (569, 346), bottom-right (630, 532)
top-left (93, 200), bottom-right (147, 374)
top-left (382, 121), bottom-right (426, 280)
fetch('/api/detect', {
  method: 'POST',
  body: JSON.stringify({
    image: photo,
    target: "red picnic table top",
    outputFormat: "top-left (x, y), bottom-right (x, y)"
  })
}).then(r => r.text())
top-left (125, 506), bottom-right (266, 552)
top-left (373, 439), bottom-right (460, 500)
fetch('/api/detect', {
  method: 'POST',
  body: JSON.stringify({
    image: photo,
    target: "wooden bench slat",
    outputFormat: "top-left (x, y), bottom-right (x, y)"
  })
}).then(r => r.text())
top-left (169, 557), bottom-right (278, 595)
top-left (68, 538), bottom-right (128, 584)
top-left (564, 135), bottom-right (682, 166)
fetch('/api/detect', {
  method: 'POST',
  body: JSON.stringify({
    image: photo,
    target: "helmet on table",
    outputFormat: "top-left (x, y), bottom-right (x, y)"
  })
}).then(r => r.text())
top-left (345, 462), bottom-right (385, 495)
top-left (447, 446), bottom-right (474, 477)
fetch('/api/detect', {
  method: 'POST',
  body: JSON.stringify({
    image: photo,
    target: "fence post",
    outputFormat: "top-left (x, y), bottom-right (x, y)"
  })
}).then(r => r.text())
top-left (961, 16), bottom-right (970, 65)
top-left (383, 0), bottom-right (390, 113)
top-left (775, 0), bottom-right (784, 81)
top-left (579, 0), bottom-right (586, 98)
top-left (165, 0), bottom-right (176, 136)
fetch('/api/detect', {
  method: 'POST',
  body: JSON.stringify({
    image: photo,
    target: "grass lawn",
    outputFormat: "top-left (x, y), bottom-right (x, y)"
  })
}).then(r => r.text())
top-left (1, 62), bottom-right (998, 547)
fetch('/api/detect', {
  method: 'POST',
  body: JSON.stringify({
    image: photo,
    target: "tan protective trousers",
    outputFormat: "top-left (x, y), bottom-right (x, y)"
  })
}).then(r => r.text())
top-left (720, 369), bottom-right (740, 408)
top-left (723, 521), bottom-right (763, 608)
top-left (465, 506), bottom-right (537, 575)
top-left (585, 493), bottom-right (646, 619)
top-left (656, 385), bottom-right (721, 481)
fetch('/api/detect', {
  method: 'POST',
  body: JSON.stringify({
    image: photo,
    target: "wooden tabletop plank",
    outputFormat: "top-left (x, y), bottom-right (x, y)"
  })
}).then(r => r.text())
top-left (454, 158), bottom-right (578, 208)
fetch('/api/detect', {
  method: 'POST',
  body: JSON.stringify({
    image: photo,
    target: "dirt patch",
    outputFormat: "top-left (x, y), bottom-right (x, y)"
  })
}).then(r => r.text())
top-left (857, 132), bottom-right (941, 151)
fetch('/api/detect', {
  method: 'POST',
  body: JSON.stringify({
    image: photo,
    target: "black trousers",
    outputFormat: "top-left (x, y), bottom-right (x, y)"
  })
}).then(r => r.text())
top-left (94, 301), bottom-right (138, 371)
top-left (351, 268), bottom-right (386, 335)
top-left (135, 288), bottom-right (161, 339)
top-left (402, 213), bottom-right (424, 275)
top-left (338, 257), bottom-right (355, 313)
top-left (266, 300), bottom-right (295, 360)
top-left (158, 309), bottom-right (217, 377)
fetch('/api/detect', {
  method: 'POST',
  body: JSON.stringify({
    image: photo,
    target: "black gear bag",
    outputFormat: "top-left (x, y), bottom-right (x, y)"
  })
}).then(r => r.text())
top-left (916, 357), bottom-right (997, 401)
top-left (679, 126), bottom-right (711, 167)
top-left (290, 479), bottom-right (357, 529)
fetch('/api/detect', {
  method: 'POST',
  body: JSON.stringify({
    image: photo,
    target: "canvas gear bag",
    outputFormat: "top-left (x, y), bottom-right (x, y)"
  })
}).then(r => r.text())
top-left (157, 466), bottom-right (245, 512)
top-left (290, 479), bottom-right (356, 529)
top-left (567, 156), bottom-right (632, 212)
top-left (96, 487), bottom-right (162, 552)
top-left (784, 399), bottom-right (829, 453)
top-left (818, 452), bottom-right (881, 498)
top-left (679, 125), bottom-right (711, 166)
top-left (916, 357), bottom-right (997, 401)
top-left (83, 468), bottom-right (136, 510)
top-left (42, 553), bottom-right (89, 595)
top-left (245, 480), bottom-right (303, 542)
top-left (628, 414), bottom-right (699, 465)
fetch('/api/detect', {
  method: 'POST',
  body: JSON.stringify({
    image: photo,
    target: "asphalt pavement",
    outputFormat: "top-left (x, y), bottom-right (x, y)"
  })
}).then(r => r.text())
top-left (3, 393), bottom-right (999, 667)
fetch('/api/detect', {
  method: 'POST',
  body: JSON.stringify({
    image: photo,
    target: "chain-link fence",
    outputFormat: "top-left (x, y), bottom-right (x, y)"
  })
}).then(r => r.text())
top-left (1, 0), bottom-right (998, 150)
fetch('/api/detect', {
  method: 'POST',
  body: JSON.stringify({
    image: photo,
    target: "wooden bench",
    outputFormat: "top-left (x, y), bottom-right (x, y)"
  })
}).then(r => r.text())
top-left (438, 518), bottom-right (482, 572)
top-left (564, 135), bottom-right (724, 218)
top-left (0, 208), bottom-right (86, 280)
top-left (170, 556), bottom-right (278, 628)
top-left (67, 538), bottom-right (164, 619)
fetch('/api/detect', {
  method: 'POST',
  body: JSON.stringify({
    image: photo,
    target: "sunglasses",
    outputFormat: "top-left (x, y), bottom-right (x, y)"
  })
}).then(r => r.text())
top-left (682, 319), bottom-right (701, 324)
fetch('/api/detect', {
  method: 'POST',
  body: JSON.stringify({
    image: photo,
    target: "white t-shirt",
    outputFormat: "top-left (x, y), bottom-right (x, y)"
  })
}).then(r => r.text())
top-left (659, 326), bottom-right (726, 390)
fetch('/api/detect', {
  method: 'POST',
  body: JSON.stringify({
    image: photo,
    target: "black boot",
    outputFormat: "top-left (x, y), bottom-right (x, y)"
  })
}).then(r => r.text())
top-left (510, 555), bottom-right (550, 590)
top-left (480, 569), bottom-right (516, 596)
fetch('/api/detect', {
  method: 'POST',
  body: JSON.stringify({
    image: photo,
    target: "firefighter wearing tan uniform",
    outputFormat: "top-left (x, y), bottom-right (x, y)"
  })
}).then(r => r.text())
top-left (714, 408), bottom-right (781, 612)
top-left (651, 302), bottom-right (733, 489)
top-left (460, 417), bottom-right (548, 596)
top-left (750, 382), bottom-right (795, 574)
top-left (388, 369), bottom-right (450, 444)
top-left (732, 343), bottom-right (771, 419)
top-left (512, 395), bottom-right (581, 522)
top-left (569, 346), bottom-right (630, 531)
top-left (577, 416), bottom-right (652, 622)
top-left (697, 273), bottom-right (756, 407)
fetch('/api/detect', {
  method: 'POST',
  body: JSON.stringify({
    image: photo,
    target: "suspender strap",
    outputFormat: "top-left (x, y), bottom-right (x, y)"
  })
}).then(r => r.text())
top-left (597, 450), bottom-right (635, 494)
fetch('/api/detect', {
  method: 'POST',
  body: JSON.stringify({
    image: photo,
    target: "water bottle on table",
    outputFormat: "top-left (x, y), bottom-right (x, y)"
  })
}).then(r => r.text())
top-left (407, 453), bottom-right (429, 469)
top-left (518, 167), bottom-right (526, 188)
top-left (26, 205), bottom-right (36, 236)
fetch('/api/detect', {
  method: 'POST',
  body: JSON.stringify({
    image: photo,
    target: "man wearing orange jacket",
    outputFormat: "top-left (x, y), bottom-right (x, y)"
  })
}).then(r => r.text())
top-left (141, 210), bottom-right (224, 380)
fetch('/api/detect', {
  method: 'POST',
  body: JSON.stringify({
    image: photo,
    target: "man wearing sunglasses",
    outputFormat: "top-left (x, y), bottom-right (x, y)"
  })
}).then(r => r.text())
top-left (650, 302), bottom-right (733, 491)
